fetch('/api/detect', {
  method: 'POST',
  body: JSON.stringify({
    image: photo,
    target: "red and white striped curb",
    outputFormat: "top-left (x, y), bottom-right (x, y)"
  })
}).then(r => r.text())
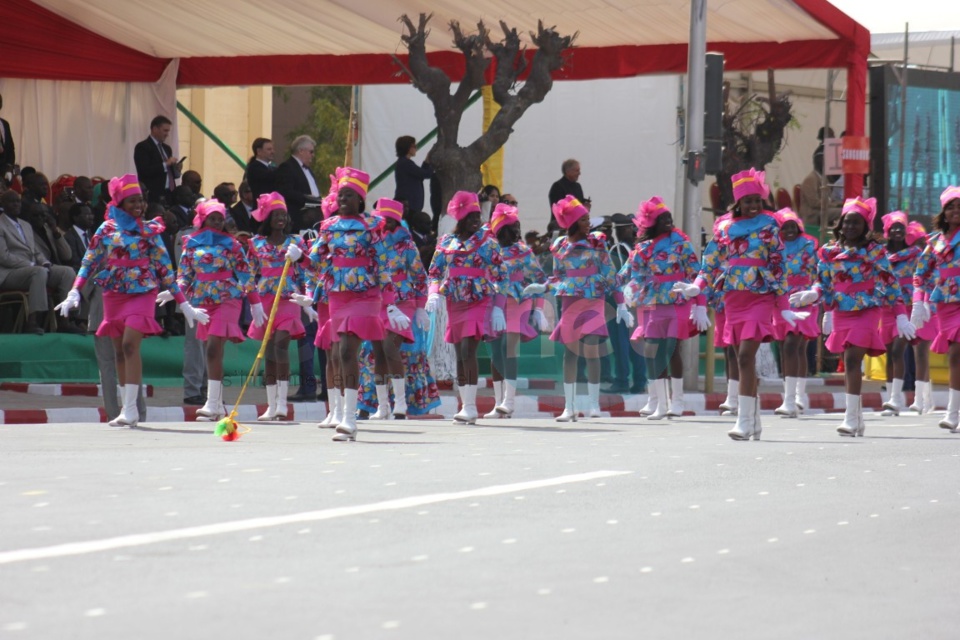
top-left (0, 391), bottom-right (942, 424)
top-left (0, 383), bottom-right (154, 398)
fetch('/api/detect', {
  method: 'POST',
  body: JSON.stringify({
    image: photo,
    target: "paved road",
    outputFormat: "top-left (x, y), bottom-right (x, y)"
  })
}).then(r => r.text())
top-left (2, 413), bottom-right (958, 639)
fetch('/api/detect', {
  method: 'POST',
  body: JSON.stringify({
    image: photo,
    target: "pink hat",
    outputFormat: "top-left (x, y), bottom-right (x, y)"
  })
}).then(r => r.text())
top-left (774, 207), bottom-right (805, 234)
top-left (906, 221), bottom-right (927, 246)
top-left (731, 168), bottom-right (770, 203)
top-left (373, 197), bottom-right (404, 223)
top-left (552, 195), bottom-right (589, 229)
top-left (107, 174), bottom-right (142, 207)
top-left (881, 211), bottom-right (908, 238)
top-left (635, 196), bottom-right (670, 229)
top-left (321, 174), bottom-right (339, 218)
top-left (840, 196), bottom-right (877, 229)
top-left (193, 199), bottom-right (227, 229)
top-left (447, 191), bottom-right (481, 221)
top-left (335, 167), bottom-right (370, 199)
top-left (490, 203), bottom-right (519, 235)
top-left (252, 192), bottom-right (286, 223)
top-left (940, 186), bottom-right (960, 210)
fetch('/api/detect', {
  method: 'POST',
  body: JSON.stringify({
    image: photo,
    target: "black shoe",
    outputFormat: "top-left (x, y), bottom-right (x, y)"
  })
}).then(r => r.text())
top-left (183, 395), bottom-right (204, 405)
top-left (289, 390), bottom-right (317, 402)
top-left (316, 390), bottom-right (328, 402)
top-left (601, 384), bottom-right (629, 394)
top-left (629, 384), bottom-right (648, 394)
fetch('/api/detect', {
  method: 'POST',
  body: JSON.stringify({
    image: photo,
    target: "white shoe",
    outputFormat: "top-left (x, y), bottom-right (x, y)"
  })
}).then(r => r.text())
top-left (318, 393), bottom-right (338, 428)
top-left (923, 383), bottom-right (936, 414)
top-left (390, 377), bottom-right (407, 419)
top-left (484, 381), bottom-right (504, 419)
top-left (333, 390), bottom-right (358, 441)
top-left (774, 377), bottom-right (799, 418)
top-left (837, 394), bottom-right (863, 437)
top-left (556, 382), bottom-right (578, 422)
top-left (453, 384), bottom-right (478, 424)
top-left (496, 379), bottom-right (516, 417)
top-left (727, 395), bottom-right (755, 440)
top-left (638, 384), bottom-right (658, 416)
top-left (939, 389), bottom-right (960, 430)
top-left (196, 380), bottom-right (225, 421)
top-left (908, 380), bottom-right (924, 413)
top-left (880, 379), bottom-right (904, 416)
top-left (109, 383), bottom-right (140, 427)
top-left (647, 379), bottom-right (669, 420)
top-left (275, 380), bottom-right (289, 419)
top-left (719, 379), bottom-right (739, 413)
top-left (587, 383), bottom-right (602, 418)
top-left (258, 384), bottom-right (278, 421)
top-left (371, 384), bottom-right (392, 420)
top-left (666, 378), bottom-right (685, 417)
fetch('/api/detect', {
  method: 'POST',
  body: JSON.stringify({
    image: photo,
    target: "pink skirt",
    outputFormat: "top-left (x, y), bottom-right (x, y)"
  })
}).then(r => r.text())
top-left (773, 304), bottom-right (819, 340)
top-left (630, 307), bottom-right (645, 340)
top-left (913, 304), bottom-right (938, 342)
top-left (247, 294), bottom-right (305, 341)
top-left (878, 307), bottom-right (900, 345)
top-left (506, 297), bottom-right (537, 342)
top-left (313, 302), bottom-right (334, 351)
top-left (329, 289), bottom-right (384, 342)
top-left (638, 302), bottom-right (696, 341)
top-left (197, 298), bottom-right (245, 343)
top-left (825, 308), bottom-right (885, 356)
top-left (380, 298), bottom-right (416, 343)
top-left (97, 291), bottom-right (163, 338)
top-left (931, 302), bottom-right (960, 354)
top-left (549, 296), bottom-right (608, 343)
top-left (714, 309), bottom-right (728, 348)
top-left (446, 298), bottom-right (495, 343)
top-left (723, 291), bottom-right (776, 344)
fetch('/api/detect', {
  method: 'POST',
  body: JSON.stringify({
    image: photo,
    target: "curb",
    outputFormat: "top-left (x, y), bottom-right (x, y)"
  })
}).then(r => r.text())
top-left (0, 383), bottom-right (155, 398)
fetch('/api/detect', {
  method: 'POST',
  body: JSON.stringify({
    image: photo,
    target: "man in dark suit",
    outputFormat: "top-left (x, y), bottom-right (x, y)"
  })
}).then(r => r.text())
top-left (276, 135), bottom-right (322, 233)
top-left (229, 181), bottom-right (257, 233)
top-left (244, 137), bottom-right (278, 200)
top-left (0, 93), bottom-right (15, 169)
top-left (134, 115), bottom-right (181, 204)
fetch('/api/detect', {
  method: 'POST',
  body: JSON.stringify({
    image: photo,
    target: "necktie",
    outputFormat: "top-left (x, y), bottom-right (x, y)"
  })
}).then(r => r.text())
top-left (158, 142), bottom-right (175, 190)
top-left (81, 230), bottom-right (88, 248)
top-left (13, 218), bottom-right (25, 243)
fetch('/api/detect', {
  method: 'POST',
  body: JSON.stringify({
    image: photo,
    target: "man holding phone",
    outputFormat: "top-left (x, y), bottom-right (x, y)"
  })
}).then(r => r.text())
top-left (134, 115), bottom-right (182, 204)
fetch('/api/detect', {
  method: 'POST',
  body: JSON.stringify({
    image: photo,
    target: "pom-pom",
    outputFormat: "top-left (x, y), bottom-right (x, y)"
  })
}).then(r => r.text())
top-left (215, 416), bottom-right (240, 441)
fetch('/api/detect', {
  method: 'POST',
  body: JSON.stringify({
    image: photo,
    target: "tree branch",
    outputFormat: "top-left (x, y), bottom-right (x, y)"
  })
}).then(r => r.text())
top-left (449, 20), bottom-right (491, 109)
top-left (398, 13), bottom-right (452, 107)
top-left (486, 20), bottom-right (525, 106)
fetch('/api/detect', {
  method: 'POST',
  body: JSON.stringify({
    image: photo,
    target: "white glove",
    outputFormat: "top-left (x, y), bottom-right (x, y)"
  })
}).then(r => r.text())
top-left (386, 304), bottom-right (411, 331)
top-left (155, 290), bottom-right (175, 306)
top-left (910, 301), bottom-right (930, 330)
top-left (290, 293), bottom-right (313, 308)
top-left (789, 289), bottom-right (819, 307)
top-left (250, 302), bottom-right (267, 328)
top-left (491, 306), bottom-right (506, 333)
top-left (671, 282), bottom-right (700, 300)
top-left (780, 309), bottom-right (810, 328)
top-left (425, 293), bottom-right (442, 314)
top-left (180, 302), bottom-right (209, 328)
top-left (531, 308), bottom-right (550, 332)
top-left (303, 305), bottom-right (318, 324)
top-left (691, 305), bottom-right (711, 332)
top-left (821, 311), bottom-right (833, 335)
top-left (54, 288), bottom-right (81, 317)
top-left (415, 308), bottom-right (430, 331)
top-left (522, 282), bottom-right (547, 296)
top-left (896, 314), bottom-right (917, 341)
top-left (616, 303), bottom-right (635, 328)
top-left (284, 243), bottom-right (302, 262)
top-left (622, 282), bottom-right (639, 308)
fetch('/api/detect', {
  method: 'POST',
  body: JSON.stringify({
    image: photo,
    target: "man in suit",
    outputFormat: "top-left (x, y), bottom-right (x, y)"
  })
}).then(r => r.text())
top-left (229, 181), bottom-right (256, 233)
top-left (0, 93), bottom-right (14, 169)
top-left (276, 135), bottom-right (321, 233)
top-left (134, 115), bottom-right (181, 204)
top-left (245, 137), bottom-right (278, 199)
top-left (0, 190), bottom-right (74, 335)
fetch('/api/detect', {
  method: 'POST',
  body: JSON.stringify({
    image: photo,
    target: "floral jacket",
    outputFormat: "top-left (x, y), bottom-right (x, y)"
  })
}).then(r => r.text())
top-left (428, 229), bottom-right (507, 304)
top-left (249, 234), bottom-right (310, 300)
top-left (913, 231), bottom-right (960, 305)
top-left (309, 213), bottom-right (393, 300)
top-left (617, 229), bottom-right (700, 307)
top-left (177, 229), bottom-right (259, 307)
top-left (814, 240), bottom-right (906, 313)
top-left (546, 232), bottom-right (620, 301)
top-left (381, 226), bottom-right (428, 307)
top-left (496, 241), bottom-right (547, 304)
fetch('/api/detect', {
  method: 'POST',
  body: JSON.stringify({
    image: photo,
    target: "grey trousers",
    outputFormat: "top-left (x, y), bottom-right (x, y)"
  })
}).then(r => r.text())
top-left (1, 264), bottom-right (74, 312)
top-left (182, 319), bottom-right (207, 398)
top-left (89, 287), bottom-right (147, 420)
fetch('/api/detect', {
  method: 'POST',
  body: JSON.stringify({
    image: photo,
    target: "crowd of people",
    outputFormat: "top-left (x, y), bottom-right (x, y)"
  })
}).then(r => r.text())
top-left (4, 114), bottom-right (960, 442)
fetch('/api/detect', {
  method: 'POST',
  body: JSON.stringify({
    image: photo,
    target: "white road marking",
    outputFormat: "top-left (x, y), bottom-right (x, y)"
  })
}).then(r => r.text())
top-left (0, 471), bottom-right (630, 565)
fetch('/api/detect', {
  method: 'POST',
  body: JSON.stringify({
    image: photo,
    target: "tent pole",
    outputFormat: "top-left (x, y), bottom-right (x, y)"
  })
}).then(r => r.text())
top-left (896, 24), bottom-right (909, 208)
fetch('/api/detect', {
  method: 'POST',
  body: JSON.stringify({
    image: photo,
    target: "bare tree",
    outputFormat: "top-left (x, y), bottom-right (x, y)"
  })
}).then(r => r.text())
top-left (397, 13), bottom-right (577, 212)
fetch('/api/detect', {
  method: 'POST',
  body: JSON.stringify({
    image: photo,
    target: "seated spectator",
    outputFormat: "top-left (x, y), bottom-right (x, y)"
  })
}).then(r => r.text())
top-left (213, 182), bottom-right (238, 210)
top-left (230, 181), bottom-right (256, 233)
top-left (182, 170), bottom-right (203, 198)
top-left (23, 197), bottom-right (72, 267)
top-left (73, 176), bottom-right (94, 206)
top-left (169, 184), bottom-right (199, 229)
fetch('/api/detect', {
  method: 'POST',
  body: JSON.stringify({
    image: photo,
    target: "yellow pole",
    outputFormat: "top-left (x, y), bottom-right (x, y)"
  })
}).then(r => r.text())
top-left (480, 86), bottom-right (504, 190)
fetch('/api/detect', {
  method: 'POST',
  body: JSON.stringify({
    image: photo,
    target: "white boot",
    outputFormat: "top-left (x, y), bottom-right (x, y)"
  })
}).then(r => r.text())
top-left (556, 383), bottom-right (578, 422)
top-left (390, 377), bottom-right (408, 419)
top-left (371, 384), bottom-right (392, 420)
top-left (587, 383), bottom-right (602, 418)
top-left (837, 394), bottom-right (862, 436)
top-left (881, 378), bottom-right (904, 416)
top-left (720, 379), bottom-right (739, 416)
top-left (276, 380), bottom-right (289, 419)
top-left (638, 382), bottom-right (658, 416)
top-left (333, 390), bottom-right (358, 441)
top-left (752, 395), bottom-right (763, 440)
top-left (923, 381), bottom-right (936, 414)
top-left (497, 379), bottom-right (516, 417)
top-left (666, 377), bottom-right (685, 417)
top-left (318, 391), bottom-right (339, 428)
top-left (909, 380), bottom-right (925, 413)
top-left (939, 388), bottom-right (960, 430)
top-left (109, 383), bottom-right (140, 427)
top-left (647, 379), bottom-right (669, 420)
top-left (795, 377), bottom-right (808, 413)
top-left (727, 395), bottom-right (755, 440)
top-left (774, 377), bottom-right (799, 418)
top-left (484, 380), bottom-right (503, 419)
top-left (196, 380), bottom-right (225, 421)
top-left (453, 384), bottom-right (478, 424)
top-left (258, 384), bottom-right (278, 420)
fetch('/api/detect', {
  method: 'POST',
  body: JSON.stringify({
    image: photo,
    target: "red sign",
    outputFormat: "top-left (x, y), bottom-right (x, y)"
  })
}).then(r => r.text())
top-left (841, 136), bottom-right (870, 174)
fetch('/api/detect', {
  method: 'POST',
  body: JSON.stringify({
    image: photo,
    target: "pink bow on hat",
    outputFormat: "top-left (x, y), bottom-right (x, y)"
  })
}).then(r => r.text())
top-left (447, 191), bottom-right (481, 221)
top-left (881, 211), bottom-right (908, 238)
top-left (192, 199), bottom-right (227, 229)
top-left (774, 207), bottom-right (805, 234)
top-left (551, 195), bottom-right (589, 229)
top-left (940, 186), bottom-right (960, 210)
top-left (374, 197), bottom-right (404, 223)
top-left (107, 174), bottom-right (142, 207)
top-left (906, 221), bottom-right (927, 246)
top-left (490, 203), bottom-right (519, 235)
top-left (335, 167), bottom-right (370, 199)
top-left (840, 196), bottom-right (877, 229)
top-left (635, 196), bottom-right (670, 229)
top-left (320, 174), bottom-right (339, 219)
top-left (252, 192), bottom-right (286, 223)
top-left (731, 168), bottom-right (770, 203)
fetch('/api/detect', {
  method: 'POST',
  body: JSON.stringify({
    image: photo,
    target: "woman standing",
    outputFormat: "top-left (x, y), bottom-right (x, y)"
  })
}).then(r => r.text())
top-left (772, 208), bottom-right (819, 418)
top-left (618, 196), bottom-right (704, 420)
top-left (791, 197), bottom-right (915, 436)
top-left (905, 221), bottom-right (936, 414)
top-left (427, 191), bottom-right (507, 424)
top-left (393, 135), bottom-right (433, 216)
top-left (176, 200), bottom-right (266, 420)
top-left (248, 192), bottom-right (310, 421)
top-left (912, 187), bottom-right (960, 429)
top-left (55, 174), bottom-right (208, 427)
top-left (485, 202), bottom-right (549, 418)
